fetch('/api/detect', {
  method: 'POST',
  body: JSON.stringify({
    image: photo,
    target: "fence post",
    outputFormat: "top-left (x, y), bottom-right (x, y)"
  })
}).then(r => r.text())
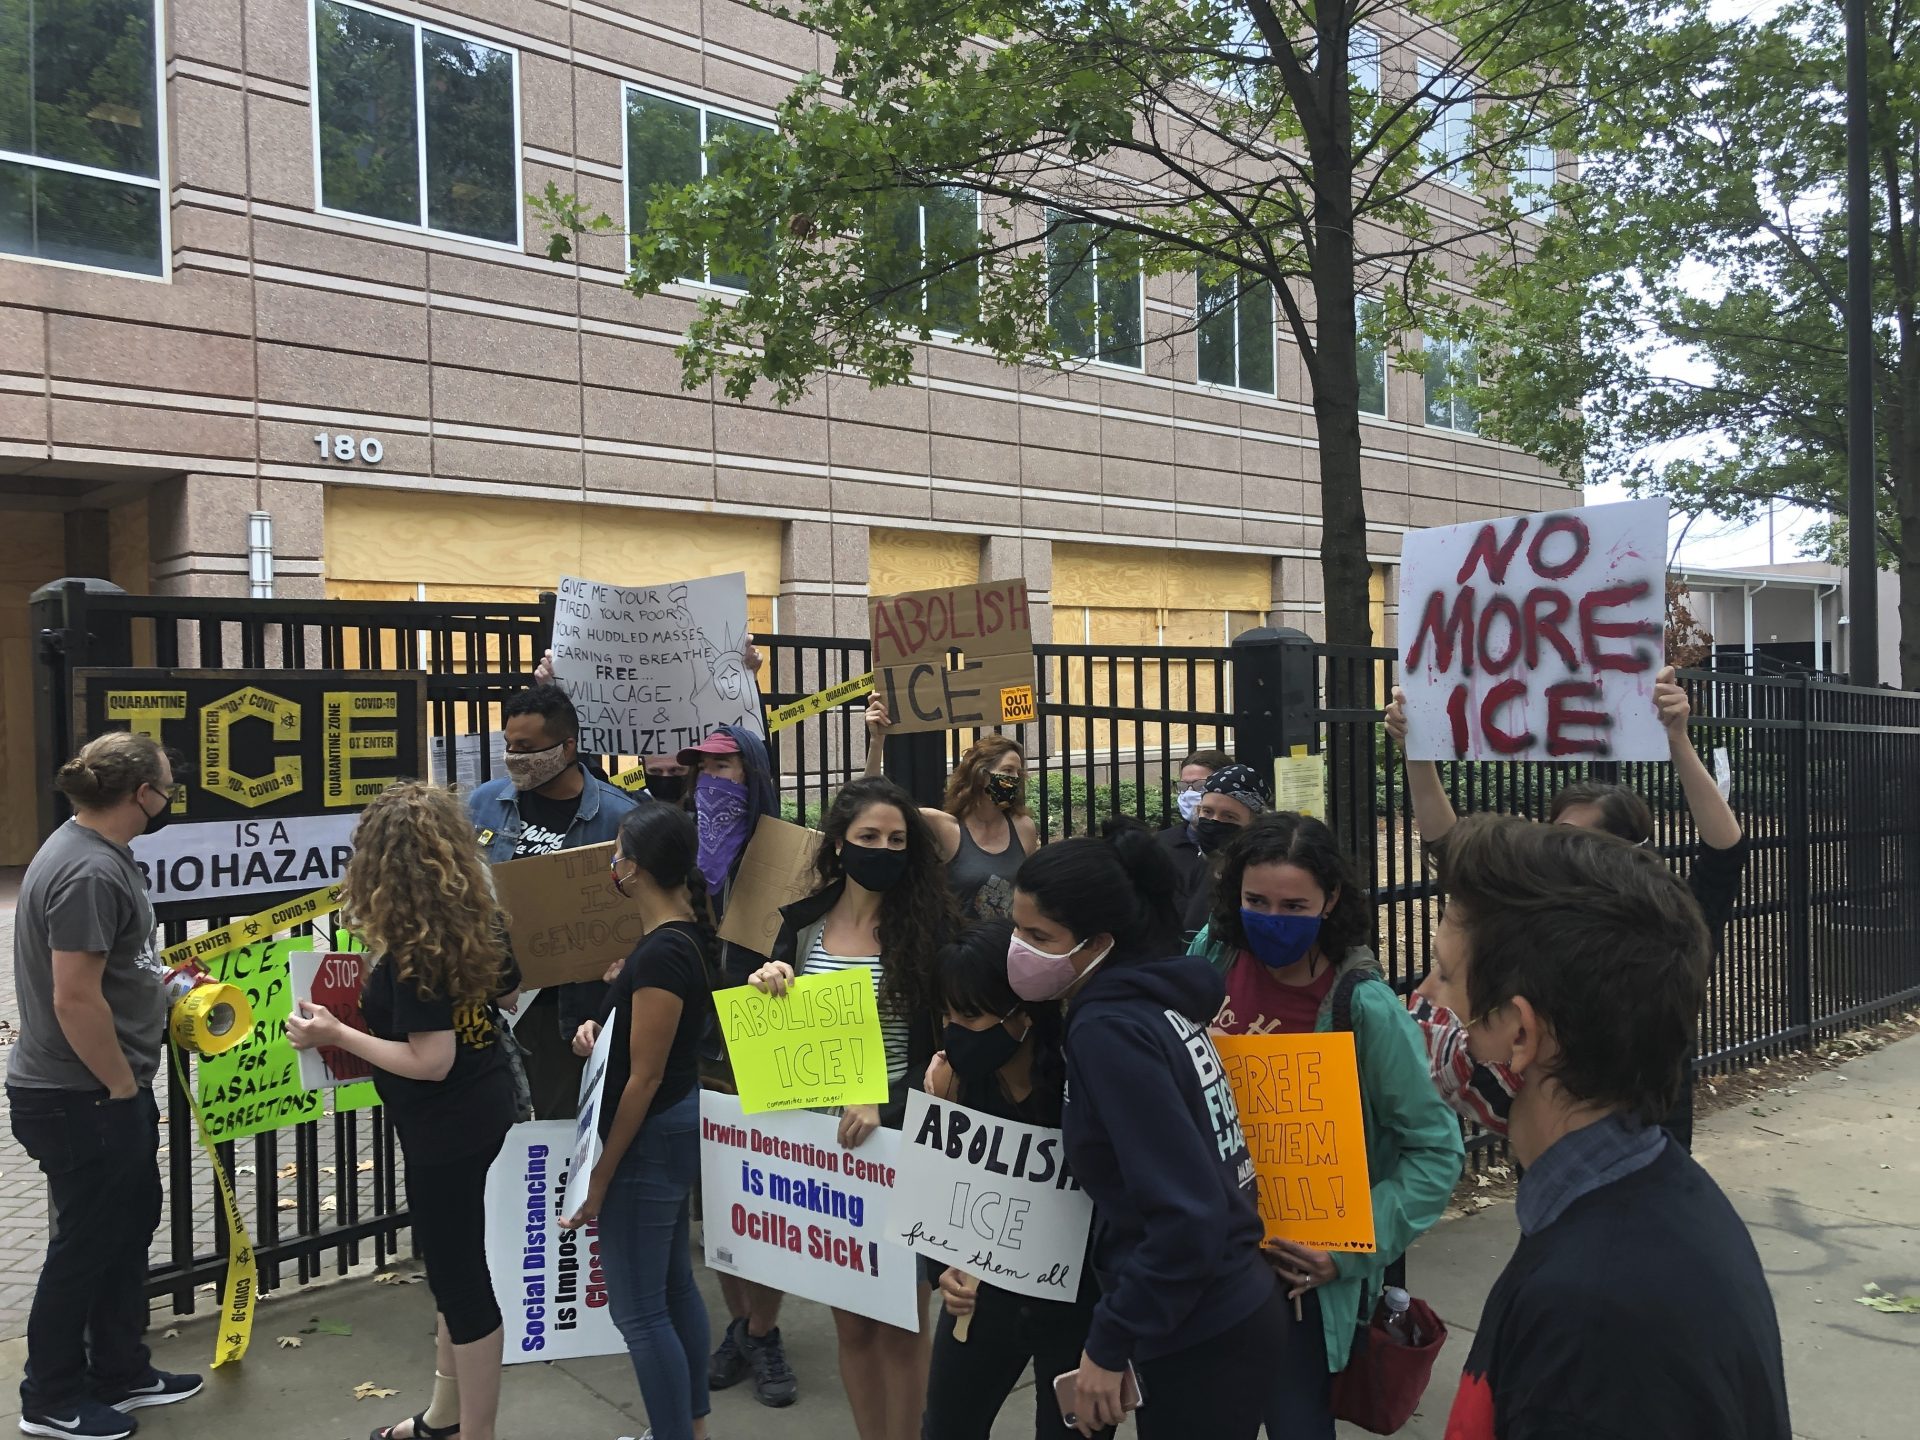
top-left (885, 730), bottom-right (949, 811)
top-left (1229, 626), bottom-right (1317, 777)
top-left (1784, 672), bottom-right (1814, 1045)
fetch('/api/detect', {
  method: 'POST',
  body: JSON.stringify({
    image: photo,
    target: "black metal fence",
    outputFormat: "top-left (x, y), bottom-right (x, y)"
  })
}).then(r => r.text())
top-left (25, 585), bottom-right (1920, 1309)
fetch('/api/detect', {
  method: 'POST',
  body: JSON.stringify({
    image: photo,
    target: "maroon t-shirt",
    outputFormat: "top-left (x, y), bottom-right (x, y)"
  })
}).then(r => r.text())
top-left (1215, 951), bottom-right (1339, 1035)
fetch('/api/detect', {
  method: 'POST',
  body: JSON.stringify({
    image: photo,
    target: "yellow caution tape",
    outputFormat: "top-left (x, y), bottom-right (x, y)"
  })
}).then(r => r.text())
top-left (170, 984), bottom-right (254, 1057)
top-left (765, 672), bottom-right (876, 735)
top-left (160, 883), bottom-right (343, 971)
top-left (610, 764), bottom-right (650, 794)
top-left (171, 1021), bottom-right (260, 1367)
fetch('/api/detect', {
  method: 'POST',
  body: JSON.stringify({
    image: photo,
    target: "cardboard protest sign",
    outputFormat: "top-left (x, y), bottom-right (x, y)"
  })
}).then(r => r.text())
top-left (561, 1018), bottom-right (616, 1224)
top-left (887, 1093), bottom-right (1095, 1303)
top-left (1396, 497), bottom-right (1668, 762)
top-left (1214, 1032), bottom-right (1376, 1253)
top-left (869, 580), bottom-right (1034, 735)
top-left (491, 842), bottom-right (642, 988)
top-left (486, 1121), bottom-right (623, 1363)
top-left (716, 817), bottom-right (824, 957)
top-left (551, 572), bottom-right (763, 757)
top-left (289, 951), bottom-right (374, 1092)
top-left (700, 1091), bottom-right (919, 1330)
top-left (717, 969), bottom-right (891, 1114)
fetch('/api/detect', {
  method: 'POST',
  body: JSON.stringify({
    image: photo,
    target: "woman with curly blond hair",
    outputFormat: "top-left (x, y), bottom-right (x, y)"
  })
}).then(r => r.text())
top-left (288, 782), bottom-right (518, 1440)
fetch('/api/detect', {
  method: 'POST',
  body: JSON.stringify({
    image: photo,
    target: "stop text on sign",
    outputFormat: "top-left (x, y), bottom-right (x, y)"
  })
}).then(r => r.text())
top-left (1395, 498), bottom-right (1669, 762)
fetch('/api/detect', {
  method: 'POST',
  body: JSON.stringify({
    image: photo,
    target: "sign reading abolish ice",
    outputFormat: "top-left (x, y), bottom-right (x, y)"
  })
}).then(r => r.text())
top-left (700, 1092), bottom-right (919, 1330)
top-left (1214, 1033), bottom-right (1376, 1253)
top-left (551, 572), bottom-right (764, 757)
top-left (887, 1092), bottom-right (1095, 1303)
top-left (717, 969), bottom-right (891, 1114)
top-left (485, 1121), bottom-right (622, 1363)
top-left (870, 580), bottom-right (1035, 735)
top-left (1396, 498), bottom-right (1669, 762)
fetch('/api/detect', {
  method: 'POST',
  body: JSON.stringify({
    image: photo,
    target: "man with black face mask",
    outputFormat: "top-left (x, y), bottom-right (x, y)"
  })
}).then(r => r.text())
top-left (1178, 763), bottom-right (1269, 941)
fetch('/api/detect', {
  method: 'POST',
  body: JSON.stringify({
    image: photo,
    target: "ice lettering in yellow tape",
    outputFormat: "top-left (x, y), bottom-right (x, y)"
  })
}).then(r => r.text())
top-left (324, 691), bottom-right (396, 809)
top-left (108, 691), bottom-right (189, 809)
top-left (203, 685), bottom-right (302, 811)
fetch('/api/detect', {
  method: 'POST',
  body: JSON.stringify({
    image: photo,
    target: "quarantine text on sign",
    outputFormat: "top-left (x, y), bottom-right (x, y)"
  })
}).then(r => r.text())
top-left (869, 580), bottom-right (1034, 735)
top-left (1395, 498), bottom-right (1669, 762)
top-left (75, 669), bottom-right (427, 912)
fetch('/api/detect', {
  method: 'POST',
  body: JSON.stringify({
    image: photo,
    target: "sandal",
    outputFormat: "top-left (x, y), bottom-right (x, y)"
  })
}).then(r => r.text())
top-left (370, 1414), bottom-right (459, 1440)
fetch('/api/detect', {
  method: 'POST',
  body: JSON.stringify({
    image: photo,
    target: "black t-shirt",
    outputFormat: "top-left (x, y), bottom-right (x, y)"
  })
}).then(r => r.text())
top-left (360, 954), bottom-right (519, 1161)
top-left (1687, 835), bottom-right (1748, 955)
top-left (596, 921), bottom-right (713, 1142)
top-left (513, 786), bottom-right (582, 857)
top-left (1446, 1143), bottom-right (1790, 1440)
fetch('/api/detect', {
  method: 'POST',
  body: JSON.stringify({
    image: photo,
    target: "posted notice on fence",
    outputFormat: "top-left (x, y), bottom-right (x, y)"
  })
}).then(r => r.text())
top-left (1214, 1032), bottom-right (1376, 1253)
top-left (717, 969), bottom-right (890, 1114)
top-left (700, 1092), bottom-right (920, 1330)
top-left (886, 1092), bottom-right (1094, 1303)
top-left (869, 580), bottom-right (1034, 735)
top-left (1396, 497), bottom-right (1669, 762)
top-left (485, 1120), bottom-right (623, 1364)
top-left (551, 572), bottom-right (764, 757)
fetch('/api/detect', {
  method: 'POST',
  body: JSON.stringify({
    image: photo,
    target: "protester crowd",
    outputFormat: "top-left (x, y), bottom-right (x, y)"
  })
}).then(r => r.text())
top-left (9, 657), bottom-right (1794, 1440)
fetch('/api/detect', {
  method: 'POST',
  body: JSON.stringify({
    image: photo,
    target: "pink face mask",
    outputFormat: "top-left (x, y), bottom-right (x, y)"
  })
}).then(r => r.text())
top-left (1007, 933), bottom-right (1112, 1001)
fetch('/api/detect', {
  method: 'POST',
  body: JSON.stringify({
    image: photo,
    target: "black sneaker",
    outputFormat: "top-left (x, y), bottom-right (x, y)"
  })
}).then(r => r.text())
top-left (708, 1317), bottom-right (750, 1391)
top-left (99, 1371), bottom-right (204, 1413)
top-left (745, 1326), bottom-right (798, 1408)
top-left (18, 1399), bottom-right (137, 1439)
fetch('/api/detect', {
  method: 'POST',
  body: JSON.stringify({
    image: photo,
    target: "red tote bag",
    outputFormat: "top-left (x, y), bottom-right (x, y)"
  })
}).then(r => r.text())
top-left (1329, 1293), bottom-right (1448, 1434)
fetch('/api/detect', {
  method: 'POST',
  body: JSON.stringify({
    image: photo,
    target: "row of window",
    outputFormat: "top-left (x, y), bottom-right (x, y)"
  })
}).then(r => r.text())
top-left (0, 0), bottom-right (1485, 431)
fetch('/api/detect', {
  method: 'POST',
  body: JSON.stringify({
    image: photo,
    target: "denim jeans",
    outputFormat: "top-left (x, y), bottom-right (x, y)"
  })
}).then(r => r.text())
top-left (8, 1085), bottom-right (163, 1413)
top-left (599, 1090), bottom-right (710, 1440)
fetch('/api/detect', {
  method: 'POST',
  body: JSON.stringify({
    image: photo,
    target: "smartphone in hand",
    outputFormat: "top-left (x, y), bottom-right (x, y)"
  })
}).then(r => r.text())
top-left (1052, 1363), bottom-right (1143, 1430)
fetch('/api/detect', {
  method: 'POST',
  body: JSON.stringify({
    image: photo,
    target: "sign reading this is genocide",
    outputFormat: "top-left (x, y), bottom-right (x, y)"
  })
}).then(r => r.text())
top-left (1214, 1032), bottom-right (1376, 1253)
top-left (717, 969), bottom-right (891, 1114)
top-left (550, 572), bottom-right (764, 757)
top-left (1395, 498), bottom-right (1669, 762)
top-left (74, 669), bottom-right (426, 913)
top-left (886, 1092), bottom-right (1095, 1303)
top-left (490, 842), bottom-right (643, 989)
top-left (869, 580), bottom-right (1035, 735)
top-left (700, 1092), bottom-right (919, 1330)
top-left (485, 1121), bottom-right (622, 1364)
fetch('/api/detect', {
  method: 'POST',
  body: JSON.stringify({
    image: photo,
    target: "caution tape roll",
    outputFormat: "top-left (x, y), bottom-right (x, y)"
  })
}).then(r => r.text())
top-left (765, 671), bottom-right (876, 735)
top-left (169, 983), bottom-right (254, 1058)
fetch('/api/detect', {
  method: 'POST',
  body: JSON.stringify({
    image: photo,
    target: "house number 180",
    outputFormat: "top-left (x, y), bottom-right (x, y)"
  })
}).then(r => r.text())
top-left (313, 432), bottom-right (384, 464)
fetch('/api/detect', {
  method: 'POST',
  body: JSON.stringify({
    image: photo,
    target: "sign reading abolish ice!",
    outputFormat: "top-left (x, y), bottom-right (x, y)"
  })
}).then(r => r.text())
top-left (485, 1120), bottom-right (622, 1363)
top-left (869, 580), bottom-right (1035, 735)
top-left (700, 1092), bottom-right (919, 1330)
top-left (1396, 498), bottom-right (1669, 762)
top-left (551, 572), bottom-right (763, 757)
top-left (717, 969), bottom-right (891, 1114)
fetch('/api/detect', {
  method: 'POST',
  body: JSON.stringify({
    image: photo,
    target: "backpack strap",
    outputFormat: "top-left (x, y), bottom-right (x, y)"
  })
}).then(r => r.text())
top-left (1329, 966), bottom-right (1386, 1033)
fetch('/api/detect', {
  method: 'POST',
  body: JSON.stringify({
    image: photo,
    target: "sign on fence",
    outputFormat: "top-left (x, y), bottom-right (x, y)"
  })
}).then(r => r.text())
top-left (73, 670), bottom-right (427, 914)
top-left (886, 1093), bottom-right (1095, 1303)
top-left (550, 572), bottom-right (764, 757)
top-left (869, 580), bottom-right (1034, 735)
top-left (1214, 1032), bottom-right (1376, 1253)
top-left (1395, 498), bottom-right (1669, 761)
top-left (485, 1121), bottom-right (623, 1363)
top-left (289, 951), bottom-right (374, 1092)
top-left (717, 969), bottom-right (891, 1114)
top-left (491, 842), bottom-right (642, 988)
top-left (700, 1092), bottom-right (920, 1330)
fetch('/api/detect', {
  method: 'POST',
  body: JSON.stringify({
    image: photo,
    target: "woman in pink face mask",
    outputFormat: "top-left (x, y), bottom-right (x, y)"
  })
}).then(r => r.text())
top-left (1010, 823), bottom-right (1285, 1440)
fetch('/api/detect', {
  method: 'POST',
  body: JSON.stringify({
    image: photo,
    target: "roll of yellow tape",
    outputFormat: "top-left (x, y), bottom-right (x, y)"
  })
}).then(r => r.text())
top-left (171, 983), bottom-right (255, 1057)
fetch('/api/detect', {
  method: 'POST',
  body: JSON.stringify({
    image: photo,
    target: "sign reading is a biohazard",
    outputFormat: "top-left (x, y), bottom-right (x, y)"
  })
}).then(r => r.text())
top-left (75, 670), bottom-right (428, 915)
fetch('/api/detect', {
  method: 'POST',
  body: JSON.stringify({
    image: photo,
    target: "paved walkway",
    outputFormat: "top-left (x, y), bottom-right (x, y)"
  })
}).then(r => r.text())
top-left (1, 1017), bottom-right (1910, 1439)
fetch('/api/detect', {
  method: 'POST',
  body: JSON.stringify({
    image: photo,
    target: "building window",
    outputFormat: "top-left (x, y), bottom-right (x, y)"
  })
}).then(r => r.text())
top-left (1356, 295), bottom-right (1387, 417)
top-left (1416, 56), bottom-right (1472, 186)
top-left (874, 185), bottom-right (981, 333)
top-left (0, 0), bottom-right (165, 276)
top-left (1351, 28), bottom-right (1381, 95)
top-left (1047, 215), bottom-right (1143, 369)
top-left (625, 87), bottom-right (774, 290)
top-left (312, 0), bottom-right (520, 246)
top-left (1197, 271), bottom-right (1274, 394)
top-left (1516, 140), bottom-right (1557, 217)
top-left (1424, 334), bottom-right (1478, 433)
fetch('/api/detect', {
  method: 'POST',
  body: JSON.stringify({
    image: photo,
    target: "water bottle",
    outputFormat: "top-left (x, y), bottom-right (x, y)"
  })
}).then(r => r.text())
top-left (1380, 1286), bottom-right (1423, 1347)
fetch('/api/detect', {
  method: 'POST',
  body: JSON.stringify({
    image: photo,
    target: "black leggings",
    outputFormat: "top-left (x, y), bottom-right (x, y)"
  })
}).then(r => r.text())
top-left (1134, 1279), bottom-right (1288, 1440)
top-left (405, 1133), bottom-right (508, 1345)
top-left (922, 1283), bottom-right (1113, 1440)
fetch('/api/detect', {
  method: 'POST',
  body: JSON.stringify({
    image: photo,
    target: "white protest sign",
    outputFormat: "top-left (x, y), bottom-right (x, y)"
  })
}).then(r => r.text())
top-left (551, 572), bottom-right (764, 757)
top-left (886, 1093), bottom-right (1094, 1304)
top-left (485, 1121), bottom-right (623, 1363)
top-left (699, 1091), bottom-right (920, 1331)
top-left (561, 1016), bottom-right (616, 1224)
top-left (132, 814), bottom-right (358, 907)
top-left (498, 987), bottom-right (541, 1030)
top-left (1397, 498), bottom-right (1669, 762)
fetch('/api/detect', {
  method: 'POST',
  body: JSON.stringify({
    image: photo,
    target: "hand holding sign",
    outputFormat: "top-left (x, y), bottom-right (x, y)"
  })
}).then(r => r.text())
top-left (720, 969), bottom-right (891, 1114)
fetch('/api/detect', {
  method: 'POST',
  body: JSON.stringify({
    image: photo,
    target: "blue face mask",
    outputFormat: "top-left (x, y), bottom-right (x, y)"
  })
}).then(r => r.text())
top-left (1241, 908), bottom-right (1324, 970)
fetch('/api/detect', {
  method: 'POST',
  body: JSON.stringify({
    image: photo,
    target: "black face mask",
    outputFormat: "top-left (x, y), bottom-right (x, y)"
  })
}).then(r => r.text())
top-left (985, 773), bottom-right (1021, 810)
top-left (943, 1019), bottom-right (1025, 1079)
top-left (1193, 817), bottom-right (1241, 855)
top-left (647, 773), bottom-right (688, 805)
top-left (140, 787), bottom-right (173, 837)
top-left (840, 840), bottom-right (910, 893)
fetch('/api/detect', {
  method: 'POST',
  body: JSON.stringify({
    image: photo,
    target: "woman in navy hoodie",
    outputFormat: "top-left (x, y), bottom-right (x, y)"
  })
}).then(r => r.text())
top-left (1009, 824), bottom-right (1284, 1438)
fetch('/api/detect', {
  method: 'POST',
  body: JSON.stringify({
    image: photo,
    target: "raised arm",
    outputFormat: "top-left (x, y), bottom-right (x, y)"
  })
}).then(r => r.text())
top-left (862, 695), bottom-right (891, 780)
top-left (1655, 667), bottom-right (1741, 850)
top-left (1385, 686), bottom-right (1460, 842)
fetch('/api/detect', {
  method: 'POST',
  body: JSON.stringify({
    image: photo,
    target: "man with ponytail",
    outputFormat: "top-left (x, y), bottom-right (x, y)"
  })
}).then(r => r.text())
top-left (10, 733), bottom-right (203, 1439)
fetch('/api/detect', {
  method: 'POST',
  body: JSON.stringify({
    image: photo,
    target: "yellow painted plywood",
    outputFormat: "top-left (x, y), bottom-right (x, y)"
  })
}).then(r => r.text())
top-left (1054, 542), bottom-right (1270, 614)
top-left (868, 528), bottom-right (980, 596)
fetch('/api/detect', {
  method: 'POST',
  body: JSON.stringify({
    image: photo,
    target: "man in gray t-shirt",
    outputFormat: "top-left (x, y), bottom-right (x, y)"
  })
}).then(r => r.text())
top-left (9, 735), bottom-right (203, 1437)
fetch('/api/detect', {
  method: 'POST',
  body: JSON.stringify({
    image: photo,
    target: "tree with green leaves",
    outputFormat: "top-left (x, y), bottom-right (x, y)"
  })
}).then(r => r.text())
top-left (1479, 0), bottom-right (1920, 688)
top-left (538, 0), bottom-right (1618, 652)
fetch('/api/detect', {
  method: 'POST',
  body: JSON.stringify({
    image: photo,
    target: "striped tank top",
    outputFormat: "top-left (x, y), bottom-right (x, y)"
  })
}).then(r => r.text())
top-left (805, 930), bottom-right (910, 1083)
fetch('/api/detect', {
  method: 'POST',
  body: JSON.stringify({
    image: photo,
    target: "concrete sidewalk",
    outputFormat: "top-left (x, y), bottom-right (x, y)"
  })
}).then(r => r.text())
top-left (3, 1034), bottom-right (1914, 1440)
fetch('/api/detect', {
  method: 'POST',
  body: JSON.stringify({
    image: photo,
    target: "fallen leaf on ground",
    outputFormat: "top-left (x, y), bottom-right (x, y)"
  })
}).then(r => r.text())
top-left (321, 1165), bottom-right (337, 1176)
top-left (357, 1160), bottom-right (374, 1173)
top-left (1856, 1283), bottom-right (1920, 1314)
top-left (235, 1165), bottom-right (255, 1176)
top-left (352, 1382), bottom-right (398, 1401)
top-left (319, 1196), bottom-right (338, 1212)
top-left (304, 1317), bottom-right (354, 1337)
top-left (276, 1336), bottom-right (302, 1349)
top-left (278, 1162), bottom-right (299, 1180)
top-left (277, 1198), bottom-right (297, 1211)
top-left (373, 1271), bottom-right (421, 1286)
top-left (163, 1328), bottom-right (179, 1339)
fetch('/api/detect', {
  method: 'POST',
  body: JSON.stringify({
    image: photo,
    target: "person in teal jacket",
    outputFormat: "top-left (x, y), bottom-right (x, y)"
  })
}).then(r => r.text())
top-left (1190, 812), bottom-right (1464, 1439)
